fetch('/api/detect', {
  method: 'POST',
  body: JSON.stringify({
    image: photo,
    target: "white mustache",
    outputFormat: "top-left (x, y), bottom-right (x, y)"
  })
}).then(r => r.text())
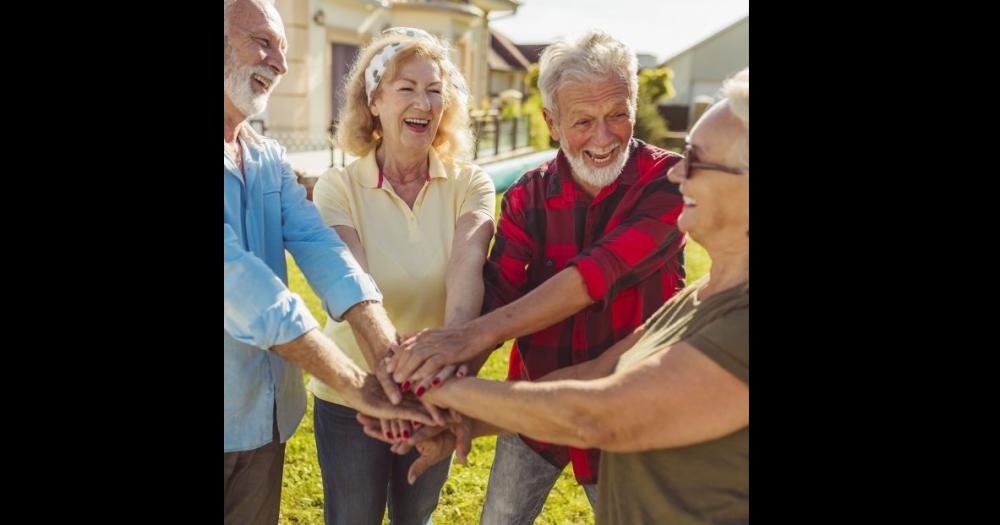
top-left (251, 67), bottom-right (278, 89)
top-left (584, 144), bottom-right (619, 156)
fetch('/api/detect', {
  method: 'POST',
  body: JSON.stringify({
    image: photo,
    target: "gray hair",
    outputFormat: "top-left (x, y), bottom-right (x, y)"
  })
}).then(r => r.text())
top-left (720, 67), bottom-right (748, 166)
top-left (537, 30), bottom-right (638, 120)
top-left (722, 68), bottom-right (748, 128)
top-left (224, 0), bottom-right (275, 38)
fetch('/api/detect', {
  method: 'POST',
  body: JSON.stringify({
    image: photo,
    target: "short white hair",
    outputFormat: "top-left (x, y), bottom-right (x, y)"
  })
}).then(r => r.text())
top-left (224, 0), bottom-right (276, 38)
top-left (537, 30), bottom-right (638, 120)
top-left (722, 67), bottom-right (748, 128)
top-left (720, 67), bottom-right (748, 166)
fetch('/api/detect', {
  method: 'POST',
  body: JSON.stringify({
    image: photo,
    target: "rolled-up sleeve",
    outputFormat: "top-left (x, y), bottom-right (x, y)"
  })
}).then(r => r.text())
top-left (569, 177), bottom-right (684, 304)
top-left (224, 223), bottom-right (319, 348)
top-left (482, 186), bottom-right (534, 314)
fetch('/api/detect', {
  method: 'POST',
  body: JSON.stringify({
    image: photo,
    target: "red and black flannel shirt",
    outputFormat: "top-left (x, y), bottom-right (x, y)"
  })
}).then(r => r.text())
top-left (482, 139), bottom-right (686, 485)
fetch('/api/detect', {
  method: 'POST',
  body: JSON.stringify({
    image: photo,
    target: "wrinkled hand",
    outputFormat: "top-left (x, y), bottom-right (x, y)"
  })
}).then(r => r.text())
top-left (356, 414), bottom-right (473, 485)
top-left (342, 373), bottom-right (435, 426)
top-left (388, 326), bottom-right (486, 387)
top-left (376, 418), bottom-right (415, 443)
top-left (373, 352), bottom-right (404, 405)
top-left (383, 355), bottom-right (464, 427)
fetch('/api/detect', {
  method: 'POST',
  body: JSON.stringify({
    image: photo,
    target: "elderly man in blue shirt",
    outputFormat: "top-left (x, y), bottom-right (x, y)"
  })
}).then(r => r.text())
top-left (223, 1), bottom-right (434, 523)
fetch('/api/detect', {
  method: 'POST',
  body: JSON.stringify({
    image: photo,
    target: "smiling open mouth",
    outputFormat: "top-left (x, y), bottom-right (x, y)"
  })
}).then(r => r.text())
top-left (252, 73), bottom-right (273, 90)
top-left (404, 117), bottom-right (430, 132)
top-left (584, 146), bottom-right (618, 165)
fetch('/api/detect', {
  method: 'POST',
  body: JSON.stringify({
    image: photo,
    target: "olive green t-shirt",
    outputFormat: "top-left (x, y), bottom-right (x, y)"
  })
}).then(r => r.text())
top-left (597, 276), bottom-right (749, 525)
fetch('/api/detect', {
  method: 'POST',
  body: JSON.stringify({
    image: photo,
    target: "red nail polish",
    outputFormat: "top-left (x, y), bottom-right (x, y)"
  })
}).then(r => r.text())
top-left (416, 386), bottom-right (426, 397)
top-left (386, 432), bottom-right (392, 439)
top-left (432, 378), bottom-right (441, 386)
top-left (401, 381), bottom-right (410, 392)
top-left (412, 421), bottom-right (421, 428)
top-left (403, 430), bottom-right (410, 438)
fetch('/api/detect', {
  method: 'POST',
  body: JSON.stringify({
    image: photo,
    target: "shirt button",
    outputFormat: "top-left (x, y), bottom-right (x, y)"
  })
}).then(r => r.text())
top-left (545, 259), bottom-right (554, 267)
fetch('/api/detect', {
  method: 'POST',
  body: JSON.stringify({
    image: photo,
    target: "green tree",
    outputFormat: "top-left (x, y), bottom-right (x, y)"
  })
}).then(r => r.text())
top-left (634, 67), bottom-right (676, 147)
top-left (522, 63), bottom-right (553, 151)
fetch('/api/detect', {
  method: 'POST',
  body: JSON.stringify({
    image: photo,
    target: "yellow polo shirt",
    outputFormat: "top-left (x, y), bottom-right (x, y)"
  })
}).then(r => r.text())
top-left (306, 149), bottom-right (496, 407)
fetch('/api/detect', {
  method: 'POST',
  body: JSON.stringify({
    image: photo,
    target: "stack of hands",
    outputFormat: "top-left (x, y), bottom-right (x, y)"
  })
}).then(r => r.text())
top-left (359, 325), bottom-right (488, 484)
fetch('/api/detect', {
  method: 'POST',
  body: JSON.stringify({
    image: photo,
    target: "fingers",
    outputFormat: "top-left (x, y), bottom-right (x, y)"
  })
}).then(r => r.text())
top-left (386, 333), bottom-right (418, 374)
top-left (392, 347), bottom-right (425, 384)
top-left (356, 413), bottom-right (394, 444)
top-left (414, 365), bottom-right (456, 399)
top-left (406, 423), bottom-right (447, 446)
top-left (388, 330), bottom-right (425, 377)
top-left (391, 441), bottom-right (412, 455)
top-left (407, 354), bottom-right (447, 387)
top-left (375, 362), bottom-right (402, 405)
top-left (389, 399), bottom-right (436, 427)
top-left (393, 419), bottom-right (404, 441)
top-left (415, 397), bottom-right (447, 427)
top-left (379, 417), bottom-right (392, 441)
top-left (453, 422), bottom-right (471, 465)
top-left (407, 453), bottom-right (432, 485)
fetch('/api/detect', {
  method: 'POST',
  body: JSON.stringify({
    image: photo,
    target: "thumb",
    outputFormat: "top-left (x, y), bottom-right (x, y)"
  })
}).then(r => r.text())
top-left (376, 369), bottom-right (402, 405)
top-left (407, 452), bottom-right (433, 485)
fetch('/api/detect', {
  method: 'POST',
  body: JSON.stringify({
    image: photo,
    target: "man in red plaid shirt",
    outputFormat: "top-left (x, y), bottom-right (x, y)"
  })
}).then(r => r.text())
top-left (388, 30), bottom-right (686, 523)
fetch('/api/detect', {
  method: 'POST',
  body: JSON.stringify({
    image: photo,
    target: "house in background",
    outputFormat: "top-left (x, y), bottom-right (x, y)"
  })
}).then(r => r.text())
top-left (513, 42), bottom-right (546, 64)
top-left (659, 15), bottom-right (748, 131)
top-left (256, 0), bottom-right (521, 157)
top-left (637, 53), bottom-right (659, 70)
top-left (488, 28), bottom-right (532, 100)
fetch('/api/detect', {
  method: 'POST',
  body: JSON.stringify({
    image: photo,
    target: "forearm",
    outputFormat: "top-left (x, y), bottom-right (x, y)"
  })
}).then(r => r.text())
top-left (343, 300), bottom-right (397, 368)
top-left (469, 267), bottom-right (594, 349)
top-left (424, 377), bottom-right (601, 448)
top-left (272, 328), bottom-right (365, 394)
top-left (469, 417), bottom-right (505, 438)
top-left (444, 256), bottom-right (486, 328)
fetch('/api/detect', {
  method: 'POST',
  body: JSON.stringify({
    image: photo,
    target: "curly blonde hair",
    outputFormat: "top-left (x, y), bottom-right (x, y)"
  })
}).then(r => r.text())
top-left (335, 33), bottom-right (473, 164)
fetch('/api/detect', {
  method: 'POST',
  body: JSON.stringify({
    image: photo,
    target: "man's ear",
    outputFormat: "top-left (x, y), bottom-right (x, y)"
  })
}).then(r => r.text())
top-left (543, 108), bottom-right (560, 142)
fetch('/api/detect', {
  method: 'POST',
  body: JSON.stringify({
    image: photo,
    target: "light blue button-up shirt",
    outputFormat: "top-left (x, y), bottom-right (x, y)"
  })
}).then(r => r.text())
top-left (224, 131), bottom-right (382, 453)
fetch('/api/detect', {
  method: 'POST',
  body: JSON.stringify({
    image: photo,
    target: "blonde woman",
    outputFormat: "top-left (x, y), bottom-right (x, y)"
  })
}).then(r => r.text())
top-left (308, 27), bottom-right (495, 525)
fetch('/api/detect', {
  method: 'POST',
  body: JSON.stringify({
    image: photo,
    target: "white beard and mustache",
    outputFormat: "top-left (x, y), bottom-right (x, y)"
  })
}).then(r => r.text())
top-left (563, 141), bottom-right (630, 189)
top-left (224, 45), bottom-right (279, 118)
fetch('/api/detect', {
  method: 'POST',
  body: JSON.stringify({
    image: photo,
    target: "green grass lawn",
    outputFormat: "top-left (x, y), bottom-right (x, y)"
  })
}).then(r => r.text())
top-left (278, 196), bottom-right (710, 524)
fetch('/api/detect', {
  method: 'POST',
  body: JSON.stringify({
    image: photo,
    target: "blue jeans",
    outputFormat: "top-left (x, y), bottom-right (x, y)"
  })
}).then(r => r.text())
top-left (313, 397), bottom-right (451, 525)
top-left (480, 433), bottom-right (598, 525)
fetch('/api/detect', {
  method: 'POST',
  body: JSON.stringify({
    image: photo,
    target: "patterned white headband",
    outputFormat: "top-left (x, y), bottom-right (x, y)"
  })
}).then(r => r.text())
top-left (365, 27), bottom-right (436, 104)
top-left (365, 27), bottom-right (469, 108)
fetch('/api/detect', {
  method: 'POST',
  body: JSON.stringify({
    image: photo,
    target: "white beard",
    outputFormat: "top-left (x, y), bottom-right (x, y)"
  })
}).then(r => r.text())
top-left (563, 142), bottom-right (629, 189)
top-left (224, 50), bottom-right (276, 118)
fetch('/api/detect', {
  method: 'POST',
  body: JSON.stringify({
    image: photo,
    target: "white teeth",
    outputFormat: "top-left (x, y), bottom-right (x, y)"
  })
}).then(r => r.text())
top-left (253, 74), bottom-right (272, 89)
top-left (683, 196), bottom-right (696, 205)
top-left (404, 118), bottom-right (430, 125)
top-left (586, 146), bottom-right (617, 162)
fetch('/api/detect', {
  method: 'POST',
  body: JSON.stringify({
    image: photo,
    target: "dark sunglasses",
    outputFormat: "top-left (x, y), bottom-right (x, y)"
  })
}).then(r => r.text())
top-left (680, 144), bottom-right (748, 179)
